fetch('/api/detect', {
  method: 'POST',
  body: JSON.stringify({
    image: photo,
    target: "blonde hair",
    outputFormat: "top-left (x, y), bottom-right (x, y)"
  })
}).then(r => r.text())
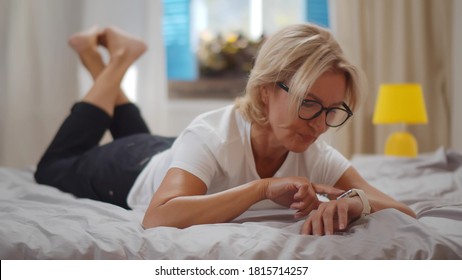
top-left (235, 23), bottom-right (364, 125)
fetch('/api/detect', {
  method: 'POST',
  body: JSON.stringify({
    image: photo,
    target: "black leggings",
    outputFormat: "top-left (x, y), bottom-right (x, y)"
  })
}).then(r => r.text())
top-left (34, 102), bottom-right (175, 209)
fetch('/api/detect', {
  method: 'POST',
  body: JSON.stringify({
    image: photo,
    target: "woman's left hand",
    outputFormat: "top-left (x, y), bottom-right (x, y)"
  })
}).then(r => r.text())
top-left (300, 196), bottom-right (364, 235)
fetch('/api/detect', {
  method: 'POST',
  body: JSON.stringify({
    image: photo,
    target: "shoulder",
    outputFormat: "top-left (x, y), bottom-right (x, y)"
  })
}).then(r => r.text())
top-left (183, 104), bottom-right (247, 143)
top-left (190, 104), bottom-right (239, 127)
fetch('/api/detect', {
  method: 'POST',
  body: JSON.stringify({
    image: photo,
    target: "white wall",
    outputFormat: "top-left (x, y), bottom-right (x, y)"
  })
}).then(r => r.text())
top-left (164, 99), bottom-right (233, 136)
top-left (451, 0), bottom-right (462, 152)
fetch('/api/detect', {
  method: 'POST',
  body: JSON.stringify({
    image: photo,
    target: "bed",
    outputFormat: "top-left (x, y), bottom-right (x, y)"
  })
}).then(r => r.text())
top-left (1, 147), bottom-right (461, 259)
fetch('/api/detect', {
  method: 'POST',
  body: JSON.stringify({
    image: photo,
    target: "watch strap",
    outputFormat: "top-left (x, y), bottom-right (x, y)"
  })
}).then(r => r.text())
top-left (353, 189), bottom-right (371, 216)
top-left (337, 188), bottom-right (371, 216)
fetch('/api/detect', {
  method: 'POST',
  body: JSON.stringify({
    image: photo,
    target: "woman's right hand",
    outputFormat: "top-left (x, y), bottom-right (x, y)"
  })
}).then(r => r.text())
top-left (264, 177), bottom-right (344, 218)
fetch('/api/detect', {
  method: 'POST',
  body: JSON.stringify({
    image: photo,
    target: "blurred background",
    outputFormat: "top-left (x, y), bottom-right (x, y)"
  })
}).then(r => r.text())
top-left (0, 0), bottom-right (460, 167)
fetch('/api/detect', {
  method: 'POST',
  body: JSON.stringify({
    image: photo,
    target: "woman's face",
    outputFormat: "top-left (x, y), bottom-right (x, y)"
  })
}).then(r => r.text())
top-left (264, 71), bottom-right (347, 153)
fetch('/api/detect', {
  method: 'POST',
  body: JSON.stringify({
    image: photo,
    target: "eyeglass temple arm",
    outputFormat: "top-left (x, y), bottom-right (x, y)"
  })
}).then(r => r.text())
top-left (276, 82), bottom-right (289, 92)
top-left (342, 102), bottom-right (353, 115)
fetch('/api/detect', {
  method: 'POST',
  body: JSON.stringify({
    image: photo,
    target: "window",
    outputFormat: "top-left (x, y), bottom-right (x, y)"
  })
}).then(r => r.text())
top-left (162, 0), bottom-right (329, 97)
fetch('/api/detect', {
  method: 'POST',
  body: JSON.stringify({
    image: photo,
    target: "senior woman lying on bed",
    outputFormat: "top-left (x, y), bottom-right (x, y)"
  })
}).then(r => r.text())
top-left (34, 23), bottom-right (415, 236)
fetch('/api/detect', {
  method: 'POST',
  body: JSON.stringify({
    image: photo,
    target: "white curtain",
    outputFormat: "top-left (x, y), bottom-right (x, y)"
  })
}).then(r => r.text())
top-left (329, 0), bottom-right (454, 158)
top-left (0, 0), bottom-right (167, 167)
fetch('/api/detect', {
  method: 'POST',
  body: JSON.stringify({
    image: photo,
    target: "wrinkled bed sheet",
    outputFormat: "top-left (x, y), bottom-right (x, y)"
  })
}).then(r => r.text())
top-left (1, 148), bottom-right (461, 259)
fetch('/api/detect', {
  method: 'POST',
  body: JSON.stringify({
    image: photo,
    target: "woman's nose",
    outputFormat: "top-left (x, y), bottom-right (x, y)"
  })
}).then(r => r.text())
top-left (309, 112), bottom-right (328, 132)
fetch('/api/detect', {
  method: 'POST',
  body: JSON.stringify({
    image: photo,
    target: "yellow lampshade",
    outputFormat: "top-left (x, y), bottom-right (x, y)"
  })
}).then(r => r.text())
top-left (373, 83), bottom-right (428, 124)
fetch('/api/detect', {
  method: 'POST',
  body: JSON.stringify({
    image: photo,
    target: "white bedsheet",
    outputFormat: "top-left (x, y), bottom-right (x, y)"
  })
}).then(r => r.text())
top-left (1, 148), bottom-right (461, 259)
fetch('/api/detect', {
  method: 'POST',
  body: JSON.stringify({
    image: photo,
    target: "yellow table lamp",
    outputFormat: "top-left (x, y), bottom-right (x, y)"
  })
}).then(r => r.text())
top-left (373, 83), bottom-right (428, 157)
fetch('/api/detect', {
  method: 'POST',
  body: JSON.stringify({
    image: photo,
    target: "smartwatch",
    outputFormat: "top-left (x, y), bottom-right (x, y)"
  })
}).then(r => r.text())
top-left (337, 188), bottom-right (371, 216)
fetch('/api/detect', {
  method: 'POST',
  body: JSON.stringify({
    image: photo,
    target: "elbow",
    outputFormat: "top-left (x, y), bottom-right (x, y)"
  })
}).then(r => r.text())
top-left (142, 215), bottom-right (159, 229)
top-left (142, 210), bottom-right (167, 229)
top-left (400, 202), bottom-right (416, 218)
top-left (142, 208), bottom-right (188, 230)
top-left (407, 207), bottom-right (417, 219)
top-left (142, 201), bottom-right (172, 229)
top-left (394, 204), bottom-right (416, 219)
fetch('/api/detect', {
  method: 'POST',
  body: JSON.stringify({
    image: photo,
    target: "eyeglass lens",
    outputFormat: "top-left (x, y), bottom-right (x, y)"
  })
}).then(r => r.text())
top-left (299, 101), bottom-right (350, 127)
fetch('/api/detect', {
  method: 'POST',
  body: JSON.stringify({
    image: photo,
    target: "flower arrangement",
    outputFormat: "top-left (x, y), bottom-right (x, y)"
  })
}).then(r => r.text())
top-left (197, 32), bottom-right (265, 78)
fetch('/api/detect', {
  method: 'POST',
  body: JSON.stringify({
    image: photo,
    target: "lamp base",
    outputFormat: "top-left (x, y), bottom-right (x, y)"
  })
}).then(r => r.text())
top-left (385, 131), bottom-right (418, 157)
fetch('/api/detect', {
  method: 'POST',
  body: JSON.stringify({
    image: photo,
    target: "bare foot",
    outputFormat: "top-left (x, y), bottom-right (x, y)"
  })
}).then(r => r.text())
top-left (98, 26), bottom-right (147, 63)
top-left (68, 26), bottom-right (101, 54)
top-left (68, 26), bottom-right (105, 80)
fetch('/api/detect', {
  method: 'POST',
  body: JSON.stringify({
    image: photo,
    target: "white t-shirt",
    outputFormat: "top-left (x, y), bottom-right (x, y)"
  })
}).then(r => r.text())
top-left (127, 105), bottom-right (350, 212)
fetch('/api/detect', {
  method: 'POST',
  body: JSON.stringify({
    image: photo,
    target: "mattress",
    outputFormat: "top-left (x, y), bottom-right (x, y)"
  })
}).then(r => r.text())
top-left (1, 148), bottom-right (461, 259)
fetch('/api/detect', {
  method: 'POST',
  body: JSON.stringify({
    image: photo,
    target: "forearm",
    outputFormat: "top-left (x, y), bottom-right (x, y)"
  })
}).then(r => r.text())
top-left (335, 167), bottom-right (416, 218)
top-left (367, 192), bottom-right (416, 218)
top-left (143, 180), bottom-right (267, 229)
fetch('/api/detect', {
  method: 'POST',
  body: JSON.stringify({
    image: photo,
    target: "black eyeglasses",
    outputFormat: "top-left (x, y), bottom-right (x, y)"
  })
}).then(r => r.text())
top-left (277, 82), bottom-right (353, 127)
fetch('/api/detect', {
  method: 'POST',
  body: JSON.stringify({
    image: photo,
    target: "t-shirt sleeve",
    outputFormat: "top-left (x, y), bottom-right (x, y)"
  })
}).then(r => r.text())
top-left (168, 127), bottom-right (220, 188)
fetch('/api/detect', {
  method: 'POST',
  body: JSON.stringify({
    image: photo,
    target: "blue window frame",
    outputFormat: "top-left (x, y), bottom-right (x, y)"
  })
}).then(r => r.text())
top-left (162, 0), bottom-right (197, 80)
top-left (306, 0), bottom-right (330, 27)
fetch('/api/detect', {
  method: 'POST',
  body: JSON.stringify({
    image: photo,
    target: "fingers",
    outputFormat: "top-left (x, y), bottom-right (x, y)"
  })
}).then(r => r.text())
top-left (291, 183), bottom-right (320, 218)
top-left (301, 204), bottom-right (331, 235)
top-left (293, 201), bottom-right (319, 219)
top-left (312, 183), bottom-right (344, 197)
top-left (266, 178), bottom-right (347, 222)
top-left (322, 204), bottom-right (335, 235)
top-left (300, 200), bottom-right (351, 235)
top-left (337, 200), bottom-right (349, 230)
